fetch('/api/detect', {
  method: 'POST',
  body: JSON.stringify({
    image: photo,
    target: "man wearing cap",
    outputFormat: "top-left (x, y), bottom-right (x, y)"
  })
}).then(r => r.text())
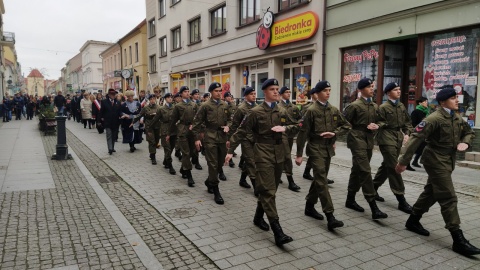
top-left (99, 89), bottom-right (123, 155)
top-left (396, 88), bottom-right (480, 256)
top-left (278, 86), bottom-right (301, 192)
top-left (226, 78), bottom-right (297, 247)
top-left (152, 93), bottom-right (177, 175)
top-left (372, 82), bottom-right (413, 214)
top-left (296, 80), bottom-right (350, 231)
top-left (224, 91), bottom-right (237, 168)
top-left (192, 82), bottom-right (231, 204)
top-left (132, 94), bottom-right (161, 164)
top-left (168, 86), bottom-right (199, 187)
top-left (191, 89), bottom-right (201, 105)
top-left (202, 92), bottom-right (210, 102)
top-left (344, 78), bottom-right (388, 220)
top-left (228, 86), bottom-right (256, 192)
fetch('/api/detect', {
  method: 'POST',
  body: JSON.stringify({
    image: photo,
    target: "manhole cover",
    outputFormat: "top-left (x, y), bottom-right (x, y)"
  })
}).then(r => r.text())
top-left (165, 189), bottom-right (190, 196)
top-left (0, 166), bottom-right (7, 170)
top-left (164, 208), bottom-right (197, 219)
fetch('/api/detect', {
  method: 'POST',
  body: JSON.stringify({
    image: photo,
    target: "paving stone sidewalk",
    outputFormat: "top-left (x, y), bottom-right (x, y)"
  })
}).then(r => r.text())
top-left (66, 120), bottom-right (480, 270)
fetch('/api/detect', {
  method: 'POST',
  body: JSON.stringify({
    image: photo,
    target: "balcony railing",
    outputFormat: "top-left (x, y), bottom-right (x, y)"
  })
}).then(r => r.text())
top-left (0, 32), bottom-right (15, 47)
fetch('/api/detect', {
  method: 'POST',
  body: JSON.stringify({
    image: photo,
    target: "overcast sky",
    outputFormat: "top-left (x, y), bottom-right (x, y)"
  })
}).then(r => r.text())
top-left (4, 0), bottom-right (146, 80)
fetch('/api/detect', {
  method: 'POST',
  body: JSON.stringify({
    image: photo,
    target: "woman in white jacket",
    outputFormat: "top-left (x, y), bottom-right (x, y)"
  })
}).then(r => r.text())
top-left (80, 92), bottom-right (93, 129)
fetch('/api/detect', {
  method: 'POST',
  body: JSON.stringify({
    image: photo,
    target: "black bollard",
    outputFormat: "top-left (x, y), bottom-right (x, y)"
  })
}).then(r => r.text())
top-left (52, 115), bottom-right (72, 160)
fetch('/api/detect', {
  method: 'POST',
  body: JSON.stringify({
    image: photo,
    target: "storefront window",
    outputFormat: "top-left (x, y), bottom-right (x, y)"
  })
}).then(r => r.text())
top-left (211, 68), bottom-right (231, 98)
top-left (341, 44), bottom-right (380, 110)
top-left (189, 72), bottom-right (206, 93)
top-left (423, 28), bottom-right (479, 126)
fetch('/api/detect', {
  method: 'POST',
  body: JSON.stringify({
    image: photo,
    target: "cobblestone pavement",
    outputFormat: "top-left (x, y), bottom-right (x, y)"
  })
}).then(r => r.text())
top-left (66, 129), bottom-right (218, 270)
top-left (66, 121), bottom-right (480, 270)
top-left (0, 122), bottom-right (146, 269)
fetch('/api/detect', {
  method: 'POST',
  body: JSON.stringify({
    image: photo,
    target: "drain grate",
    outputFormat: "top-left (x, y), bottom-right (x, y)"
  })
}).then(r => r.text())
top-left (164, 207), bottom-right (197, 219)
top-left (165, 189), bottom-right (190, 196)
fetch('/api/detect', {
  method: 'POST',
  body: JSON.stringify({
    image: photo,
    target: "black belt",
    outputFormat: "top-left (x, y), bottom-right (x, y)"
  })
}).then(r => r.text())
top-left (255, 137), bottom-right (283, 145)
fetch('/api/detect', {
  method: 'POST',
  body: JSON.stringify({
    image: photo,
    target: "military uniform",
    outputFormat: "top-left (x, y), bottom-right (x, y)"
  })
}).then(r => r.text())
top-left (373, 86), bottom-right (413, 213)
top-left (152, 94), bottom-right (176, 174)
top-left (133, 102), bottom-right (161, 163)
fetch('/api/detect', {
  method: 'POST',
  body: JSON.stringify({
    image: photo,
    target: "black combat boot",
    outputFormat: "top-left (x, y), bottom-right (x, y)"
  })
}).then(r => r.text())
top-left (229, 159), bottom-right (235, 168)
top-left (212, 186), bottom-right (224, 205)
top-left (238, 156), bottom-right (245, 170)
top-left (368, 200), bottom-right (388, 220)
top-left (305, 203), bottom-right (324, 220)
top-left (303, 166), bottom-right (313, 180)
top-left (239, 172), bottom-right (251, 188)
top-left (327, 179), bottom-right (335, 184)
top-left (412, 155), bottom-right (422, 168)
top-left (251, 179), bottom-right (259, 197)
top-left (325, 212), bottom-right (344, 231)
top-left (192, 156), bottom-right (203, 170)
top-left (168, 162), bottom-right (176, 175)
top-left (287, 175), bottom-right (300, 192)
top-left (150, 154), bottom-right (157, 165)
top-left (395, 194), bottom-right (412, 214)
top-left (175, 149), bottom-right (182, 161)
top-left (218, 169), bottom-right (227, 181)
top-left (253, 202), bottom-right (269, 231)
top-left (345, 191), bottom-right (365, 212)
top-left (186, 170), bottom-right (195, 187)
top-left (451, 229), bottom-right (480, 256)
top-left (270, 220), bottom-right (293, 247)
top-left (204, 179), bottom-right (213, 194)
top-left (373, 184), bottom-right (385, 202)
top-left (405, 214), bottom-right (430, 236)
top-left (180, 168), bottom-right (188, 179)
top-left (406, 164), bottom-right (416, 171)
top-left (195, 163), bottom-right (203, 170)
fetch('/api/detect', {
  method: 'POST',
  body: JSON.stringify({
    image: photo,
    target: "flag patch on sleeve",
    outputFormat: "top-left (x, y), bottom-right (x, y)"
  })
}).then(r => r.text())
top-left (415, 121), bottom-right (426, 132)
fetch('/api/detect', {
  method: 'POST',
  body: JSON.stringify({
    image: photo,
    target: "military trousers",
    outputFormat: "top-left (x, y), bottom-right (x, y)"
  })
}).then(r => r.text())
top-left (306, 155), bottom-right (334, 213)
top-left (178, 132), bottom-right (196, 171)
top-left (161, 134), bottom-right (176, 163)
top-left (347, 148), bottom-right (376, 201)
top-left (204, 141), bottom-right (227, 186)
top-left (283, 137), bottom-right (294, 176)
top-left (373, 145), bottom-right (405, 195)
top-left (412, 165), bottom-right (460, 231)
top-left (240, 140), bottom-right (256, 180)
top-left (256, 162), bottom-right (283, 222)
top-left (146, 128), bottom-right (161, 154)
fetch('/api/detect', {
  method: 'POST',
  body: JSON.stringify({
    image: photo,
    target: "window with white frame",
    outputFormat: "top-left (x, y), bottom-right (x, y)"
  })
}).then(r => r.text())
top-left (211, 5), bottom-right (226, 36)
top-left (149, 55), bottom-right (157, 73)
top-left (189, 17), bottom-right (201, 44)
top-left (159, 0), bottom-right (166, 17)
top-left (240, 0), bottom-right (260, 26)
top-left (159, 36), bottom-right (167, 57)
top-left (172, 27), bottom-right (181, 50)
top-left (148, 19), bottom-right (156, 38)
top-left (279, 0), bottom-right (308, 11)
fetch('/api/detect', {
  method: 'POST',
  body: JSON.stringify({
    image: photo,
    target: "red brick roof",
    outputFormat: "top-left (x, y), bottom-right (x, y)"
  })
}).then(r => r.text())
top-left (27, 69), bottom-right (44, 78)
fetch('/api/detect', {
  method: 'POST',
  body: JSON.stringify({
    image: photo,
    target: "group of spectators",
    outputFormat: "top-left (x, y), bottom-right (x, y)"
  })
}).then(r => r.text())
top-left (1, 92), bottom-right (45, 122)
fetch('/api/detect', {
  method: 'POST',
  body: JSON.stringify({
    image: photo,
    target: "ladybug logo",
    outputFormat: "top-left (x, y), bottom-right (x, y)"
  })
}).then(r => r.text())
top-left (256, 10), bottom-right (274, 50)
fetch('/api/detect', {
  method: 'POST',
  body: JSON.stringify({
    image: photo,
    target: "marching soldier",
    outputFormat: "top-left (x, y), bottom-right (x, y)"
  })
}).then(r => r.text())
top-left (152, 93), bottom-right (176, 175)
top-left (173, 92), bottom-right (183, 161)
top-left (191, 89), bottom-right (201, 105)
top-left (344, 78), bottom-right (388, 220)
top-left (296, 81), bottom-right (349, 231)
top-left (226, 78), bottom-right (297, 247)
top-left (373, 82), bottom-right (413, 213)
top-left (397, 88), bottom-right (480, 256)
top-left (228, 87), bottom-right (256, 192)
top-left (193, 83), bottom-right (231, 204)
top-left (224, 92), bottom-right (237, 168)
top-left (278, 86), bottom-right (301, 192)
top-left (132, 94), bottom-right (161, 164)
top-left (168, 86), bottom-right (199, 187)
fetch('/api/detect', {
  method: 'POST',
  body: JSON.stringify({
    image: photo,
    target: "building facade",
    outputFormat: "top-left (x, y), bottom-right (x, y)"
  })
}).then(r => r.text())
top-left (100, 43), bottom-right (122, 92)
top-left (79, 40), bottom-right (113, 93)
top-left (26, 69), bottom-right (45, 97)
top-left (325, 0), bottom-right (480, 129)
top-left (145, 0), bottom-right (324, 100)
top-left (65, 53), bottom-right (83, 95)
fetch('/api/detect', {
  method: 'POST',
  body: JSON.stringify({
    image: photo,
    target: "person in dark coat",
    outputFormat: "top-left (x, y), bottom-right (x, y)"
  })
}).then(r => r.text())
top-left (98, 89), bottom-right (123, 155)
top-left (92, 93), bottom-right (104, 133)
top-left (14, 93), bottom-right (24, 120)
top-left (408, 97), bottom-right (429, 170)
top-left (2, 96), bottom-right (12, 122)
top-left (53, 91), bottom-right (67, 116)
top-left (26, 97), bottom-right (36, 120)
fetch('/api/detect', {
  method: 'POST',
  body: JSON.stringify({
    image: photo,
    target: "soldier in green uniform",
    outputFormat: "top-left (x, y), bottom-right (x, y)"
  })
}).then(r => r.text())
top-left (224, 92), bottom-right (237, 168)
top-left (173, 92), bottom-right (182, 161)
top-left (191, 89), bottom-right (201, 105)
top-left (226, 78), bottom-right (296, 247)
top-left (296, 81), bottom-right (349, 231)
top-left (397, 88), bottom-right (480, 256)
top-left (192, 83), bottom-right (231, 204)
top-left (228, 87), bottom-right (256, 192)
top-left (132, 94), bottom-right (161, 165)
top-left (278, 86), bottom-right (301, 192)
top-left (167, 86), bottom-right (199, 187)
top-left (152, 92), bottom-right (176, 175)
top-left (189, 89), bottom-right (203, 170)
top-left (344, 78), bottom-right (388, 220)
top-left (373, 82), bottom-right (413, 213)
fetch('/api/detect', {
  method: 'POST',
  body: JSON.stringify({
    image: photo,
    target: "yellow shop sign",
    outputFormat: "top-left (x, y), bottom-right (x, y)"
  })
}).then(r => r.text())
top-left (270, 11), bottom-right (319, 47)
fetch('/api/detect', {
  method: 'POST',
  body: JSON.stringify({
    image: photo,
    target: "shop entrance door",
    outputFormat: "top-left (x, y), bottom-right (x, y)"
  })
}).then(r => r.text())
top-left (250, 71), bottom-right (268, 99)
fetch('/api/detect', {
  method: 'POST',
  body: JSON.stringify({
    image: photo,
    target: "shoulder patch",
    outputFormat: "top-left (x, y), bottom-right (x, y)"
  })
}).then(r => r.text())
top-left (415, 121), bottom-right (426, 132)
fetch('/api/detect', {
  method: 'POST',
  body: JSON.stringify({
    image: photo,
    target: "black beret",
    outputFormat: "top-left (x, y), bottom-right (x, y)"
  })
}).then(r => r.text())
top-left (179, 86), bottom-right (189, 93)
top-left (261, 78), bottom-right (279, 90)
top-left (279, 86), bottom-right (290, 94)
top-left (208, 82), bottom-right (221, 92)
top-left (147, 94), bottom-right (156, 100)
top-left (384, 82), bottom-right (399, 93)
top-left (108, 89), bottom-right (117, 94)
top-left (224, 92), bottom-right (233, 98)
top-left (311, 80), bottom-right (331, 94)
top-left (173, 92), bottom-right (180, 98)
top-left (436, 88), bottom-right (456, 102)
top-left (190, 89), bottom-right (200, 95)
top-left (243, 87), bottom-right (255, 96)
top-left (163, 93), bottom-right (172, 99)
top-left (203, 93), bottom-right (210, 98)
top-left (357, 78), bottom-right (373, 89)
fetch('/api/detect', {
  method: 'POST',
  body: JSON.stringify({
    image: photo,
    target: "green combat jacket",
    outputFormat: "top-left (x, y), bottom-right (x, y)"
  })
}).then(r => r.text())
top-left (399, 108), bottom-right (474, 172)
top-left (376, 100), bottom-right (413, 147)
top-left (344, 98), bottom-right (378, 150)
top-left (169, 100), bottom-right (198, 137)
top-left (228, 101), bottom-right (255, 143)
top-left (278, 100), bottom-right (302, 138)
top-left (133, 104), bottom-right (161, 130)
top-left (192, 99), bottom-right (231, 143)
top-left (152, 103), bottom-right (176, 136)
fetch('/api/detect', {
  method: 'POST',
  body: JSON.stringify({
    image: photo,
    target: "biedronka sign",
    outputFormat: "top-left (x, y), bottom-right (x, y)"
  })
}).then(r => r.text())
top-left (256, 11), bottom-right (319, 50)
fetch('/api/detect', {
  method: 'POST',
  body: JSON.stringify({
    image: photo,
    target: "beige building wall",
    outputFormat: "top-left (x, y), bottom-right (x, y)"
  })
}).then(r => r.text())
top-left (80, 40), bottom-right (113, 93)
top-left (100, 43), bottom-right (122, 92)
